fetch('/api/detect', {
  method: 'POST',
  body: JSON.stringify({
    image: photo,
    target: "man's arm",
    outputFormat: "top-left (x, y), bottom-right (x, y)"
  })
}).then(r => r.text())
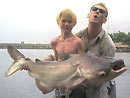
top-left (102, 45), bottom-right (116, 57)
top-left (100, 34), bottom-right (116, 57)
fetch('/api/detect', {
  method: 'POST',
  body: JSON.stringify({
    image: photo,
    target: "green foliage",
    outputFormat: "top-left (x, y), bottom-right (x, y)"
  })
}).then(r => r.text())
top-left (109, 31), bottom-right (130, 46)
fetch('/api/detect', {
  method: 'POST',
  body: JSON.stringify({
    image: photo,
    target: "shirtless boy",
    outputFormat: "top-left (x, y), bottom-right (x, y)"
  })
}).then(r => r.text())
top-left (44, 8), bottom-right (85, 61)
top-left (36, 9), bottom-right (85, 98)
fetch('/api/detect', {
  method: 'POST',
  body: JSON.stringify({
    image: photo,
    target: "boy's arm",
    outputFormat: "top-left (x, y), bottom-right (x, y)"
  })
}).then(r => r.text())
top-left (41, 39), bottom-right (57, 61)
top-left (77, 38), bottom-right (85, 53)
top-left (50, 38), bottom-right (58, 61)
top-left (41, 54), bottom-right (54, 61)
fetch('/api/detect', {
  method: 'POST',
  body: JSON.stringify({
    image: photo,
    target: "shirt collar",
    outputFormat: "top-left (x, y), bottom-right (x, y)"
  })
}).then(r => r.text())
top-left (97, 29), bottom-right (105, 40)
top-left (83, 27), bottom-right (105, 41)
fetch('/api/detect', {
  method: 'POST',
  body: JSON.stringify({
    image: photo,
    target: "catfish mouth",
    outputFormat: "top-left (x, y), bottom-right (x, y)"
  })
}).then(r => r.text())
top-left (112, 59), bottom-right (127, 71)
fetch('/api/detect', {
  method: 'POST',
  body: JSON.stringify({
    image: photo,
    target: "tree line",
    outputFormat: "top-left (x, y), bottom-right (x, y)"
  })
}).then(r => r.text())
top-left (109, 31), bottom-right (130, 46)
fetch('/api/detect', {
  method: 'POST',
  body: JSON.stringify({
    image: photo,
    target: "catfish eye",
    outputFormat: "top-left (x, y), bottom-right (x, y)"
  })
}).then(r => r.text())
top-left (99, 71), bottom-right (106, 77)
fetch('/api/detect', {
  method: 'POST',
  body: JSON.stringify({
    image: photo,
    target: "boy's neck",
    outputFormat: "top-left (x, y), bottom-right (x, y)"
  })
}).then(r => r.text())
top-left (61, 32), bottom-right (73, 39)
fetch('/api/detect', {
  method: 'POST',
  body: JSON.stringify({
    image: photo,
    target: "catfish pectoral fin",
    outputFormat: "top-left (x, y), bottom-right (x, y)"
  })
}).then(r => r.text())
top-left (35, 79), bottom-right (54, 94)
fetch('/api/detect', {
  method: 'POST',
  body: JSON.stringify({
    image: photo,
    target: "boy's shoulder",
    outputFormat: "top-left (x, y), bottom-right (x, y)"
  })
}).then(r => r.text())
top-left (51, 36), bottom-right (60, 43)
top-left (73, 35), bottom-right (83, 43)
top-left (50, 36), bottom-right (61, 47)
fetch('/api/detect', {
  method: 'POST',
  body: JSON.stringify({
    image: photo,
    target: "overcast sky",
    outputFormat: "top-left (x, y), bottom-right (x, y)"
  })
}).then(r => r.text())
top-left (0, 0), bottom-right (130, 44)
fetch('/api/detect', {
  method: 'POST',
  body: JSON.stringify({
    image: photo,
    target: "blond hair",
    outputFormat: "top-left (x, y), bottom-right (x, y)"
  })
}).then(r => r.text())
top-left (91, 2), bottom-right (108, 17)
top-left (56, 8), bottom-right (77, 25)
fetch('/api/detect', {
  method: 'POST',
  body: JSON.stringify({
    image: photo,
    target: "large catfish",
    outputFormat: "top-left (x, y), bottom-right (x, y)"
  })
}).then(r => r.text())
top-left (5, 46), bottom-right (127, 98)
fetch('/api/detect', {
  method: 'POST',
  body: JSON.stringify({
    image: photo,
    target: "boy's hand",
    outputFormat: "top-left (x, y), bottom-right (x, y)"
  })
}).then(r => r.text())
top-left (25, 57), bottom-right (32, 61)
top-left (20, 57), bottom-right (32, 70)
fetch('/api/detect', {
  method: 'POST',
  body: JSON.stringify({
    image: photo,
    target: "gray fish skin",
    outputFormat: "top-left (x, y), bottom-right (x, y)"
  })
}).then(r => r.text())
top-left (5, 46), bottom-right (84, 93)
top-left (5, 46), bottom-right (127, 94)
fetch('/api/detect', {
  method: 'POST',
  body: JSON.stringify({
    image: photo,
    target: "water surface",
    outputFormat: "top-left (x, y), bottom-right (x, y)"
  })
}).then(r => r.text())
top-left (0, 49), bottom-right (129, 98)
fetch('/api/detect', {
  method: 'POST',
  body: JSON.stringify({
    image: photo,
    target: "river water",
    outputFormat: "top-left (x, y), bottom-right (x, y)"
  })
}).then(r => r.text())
top-left (0, 49), bottom-right (130, 98)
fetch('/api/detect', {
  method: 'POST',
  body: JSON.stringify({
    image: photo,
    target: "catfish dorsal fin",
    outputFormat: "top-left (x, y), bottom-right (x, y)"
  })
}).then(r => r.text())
top-left (7, 45), bottom-right (25, 60)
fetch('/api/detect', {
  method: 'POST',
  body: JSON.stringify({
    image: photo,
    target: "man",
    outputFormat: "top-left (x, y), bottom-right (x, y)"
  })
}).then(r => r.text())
top-left (37, 2), bottom-right (116, 98)
top-left (72, 2), bottom-right (116, 98)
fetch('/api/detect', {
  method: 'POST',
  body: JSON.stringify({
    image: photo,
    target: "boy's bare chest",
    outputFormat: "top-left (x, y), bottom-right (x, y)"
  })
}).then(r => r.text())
top-left (55, 40), bottom-right (77, 54)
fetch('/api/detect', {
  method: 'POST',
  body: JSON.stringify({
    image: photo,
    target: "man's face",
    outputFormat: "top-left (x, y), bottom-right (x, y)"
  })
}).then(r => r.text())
top-left (88, 5), bottom-right (107, 24)
top-left (58, 16), bottom-right (75, 33)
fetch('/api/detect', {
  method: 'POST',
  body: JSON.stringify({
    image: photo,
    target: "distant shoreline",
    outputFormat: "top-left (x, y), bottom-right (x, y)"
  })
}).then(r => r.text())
top-left (0, 43), bottom-right (130, 52)
top-left (0, 43), bottom-right (51, 49)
